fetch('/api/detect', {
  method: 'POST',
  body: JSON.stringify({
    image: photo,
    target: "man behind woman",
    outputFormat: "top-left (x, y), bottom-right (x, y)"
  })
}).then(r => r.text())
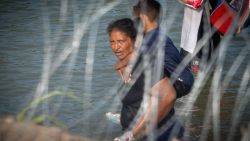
top-left (107, 0), bottom-right (194, 140)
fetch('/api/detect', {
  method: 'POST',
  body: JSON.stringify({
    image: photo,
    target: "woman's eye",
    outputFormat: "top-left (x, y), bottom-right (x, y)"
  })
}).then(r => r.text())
top-left (118, 40), bottom-right (126, 44)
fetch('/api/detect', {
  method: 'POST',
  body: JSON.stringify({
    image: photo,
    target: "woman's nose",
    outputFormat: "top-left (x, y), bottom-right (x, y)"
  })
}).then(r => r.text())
top-left (114, 42), bottom-right (121, 51)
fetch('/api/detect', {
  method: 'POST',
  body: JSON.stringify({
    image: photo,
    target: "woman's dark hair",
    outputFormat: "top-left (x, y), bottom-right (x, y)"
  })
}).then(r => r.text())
top-left (107, 18), bottom-right (137, 40)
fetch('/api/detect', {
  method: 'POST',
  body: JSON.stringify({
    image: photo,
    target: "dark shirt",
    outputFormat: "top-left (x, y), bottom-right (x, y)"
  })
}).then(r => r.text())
top-left (141, 27), bottom-right (193, 87)
top-left (120, 27), bottom-right (193, 129)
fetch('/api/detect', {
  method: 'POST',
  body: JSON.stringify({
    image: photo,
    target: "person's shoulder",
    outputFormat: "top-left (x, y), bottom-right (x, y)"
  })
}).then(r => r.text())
top-left (157, 28), bottom-right (174, 42)
top-left (164, 36), bottom-right (175, 48)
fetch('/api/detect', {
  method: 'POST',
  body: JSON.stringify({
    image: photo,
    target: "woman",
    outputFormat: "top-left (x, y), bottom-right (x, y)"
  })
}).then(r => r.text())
top-left (107, 18), bottom-right (184, 141)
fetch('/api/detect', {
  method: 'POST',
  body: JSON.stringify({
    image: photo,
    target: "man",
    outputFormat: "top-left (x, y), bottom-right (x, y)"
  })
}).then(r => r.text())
top-left (110, 0), bottom-right (194, 140)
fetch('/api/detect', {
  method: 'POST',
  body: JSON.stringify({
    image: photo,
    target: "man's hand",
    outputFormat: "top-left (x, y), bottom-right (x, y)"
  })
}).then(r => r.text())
top-left (114, 131), bottom-right (134, 141)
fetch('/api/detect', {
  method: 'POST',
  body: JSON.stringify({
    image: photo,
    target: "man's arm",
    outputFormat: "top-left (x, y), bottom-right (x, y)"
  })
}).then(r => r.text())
top-left (132, 77), bottom-right (177, 138)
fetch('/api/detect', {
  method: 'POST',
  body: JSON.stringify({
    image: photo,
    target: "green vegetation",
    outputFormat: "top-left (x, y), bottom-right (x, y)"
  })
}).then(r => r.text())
top-left (17, 90), bottom-right (80, 129)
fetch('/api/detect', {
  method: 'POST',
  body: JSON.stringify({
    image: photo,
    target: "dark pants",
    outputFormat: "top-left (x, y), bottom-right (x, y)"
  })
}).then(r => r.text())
top-left (173, 79), bottom-right (192, 98)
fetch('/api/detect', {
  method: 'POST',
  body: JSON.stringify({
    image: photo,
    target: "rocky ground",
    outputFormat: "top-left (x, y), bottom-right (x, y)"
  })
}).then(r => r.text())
top-left (0, 117), bottom-right (94, 141)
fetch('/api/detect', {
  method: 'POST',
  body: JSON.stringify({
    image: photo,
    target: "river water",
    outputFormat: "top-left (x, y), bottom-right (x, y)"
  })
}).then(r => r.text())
top-left (0, 0), bottom-right (249, 141)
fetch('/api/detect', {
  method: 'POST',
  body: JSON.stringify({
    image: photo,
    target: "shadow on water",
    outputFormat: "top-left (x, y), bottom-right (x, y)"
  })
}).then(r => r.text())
top-left (0, 0), bottom-right (249, 141)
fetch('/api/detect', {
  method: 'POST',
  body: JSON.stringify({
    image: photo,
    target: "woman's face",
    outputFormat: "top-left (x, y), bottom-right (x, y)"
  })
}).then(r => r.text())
top-left (109, 29), bottom-right (134, 61)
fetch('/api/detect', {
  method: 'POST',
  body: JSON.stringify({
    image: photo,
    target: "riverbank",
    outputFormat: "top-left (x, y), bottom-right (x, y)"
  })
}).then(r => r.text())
top-left (0, 116), bottom-right (94, 141)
